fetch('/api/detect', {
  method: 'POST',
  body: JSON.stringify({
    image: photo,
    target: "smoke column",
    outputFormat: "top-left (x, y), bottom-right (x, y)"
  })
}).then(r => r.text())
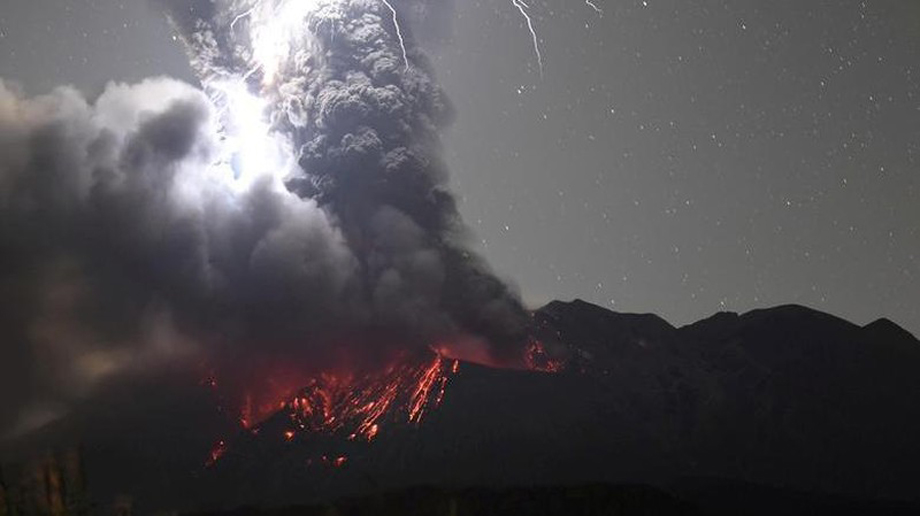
top-left (0, 0), bottom-right (529, 434)
top-left (161, 0), bottom-right (531, 354)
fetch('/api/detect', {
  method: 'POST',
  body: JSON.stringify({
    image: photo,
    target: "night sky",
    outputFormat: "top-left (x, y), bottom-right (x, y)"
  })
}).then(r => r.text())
top-left (1, 0), bottom-right (918, 335)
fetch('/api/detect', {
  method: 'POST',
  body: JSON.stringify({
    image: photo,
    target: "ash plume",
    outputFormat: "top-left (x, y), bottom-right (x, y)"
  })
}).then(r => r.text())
top-left (0, 0), bottom-right (528, 435)
top-left (158, 0), bottom-right (529, 352)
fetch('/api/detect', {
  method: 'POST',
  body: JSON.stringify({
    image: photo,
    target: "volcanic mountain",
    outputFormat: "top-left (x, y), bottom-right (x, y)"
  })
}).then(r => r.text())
top-left (3, 300), bottom-right (920, 513)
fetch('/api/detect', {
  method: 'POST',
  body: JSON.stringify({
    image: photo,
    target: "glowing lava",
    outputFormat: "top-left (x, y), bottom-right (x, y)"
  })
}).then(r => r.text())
top-left (525, 339), bottom-right (566, 373)
top-left (279, 353), bottom-right (458, 444)
top-left (203, 333), bottom-right (567, 467)
top-left (206, 440), bottom-right (227, 467)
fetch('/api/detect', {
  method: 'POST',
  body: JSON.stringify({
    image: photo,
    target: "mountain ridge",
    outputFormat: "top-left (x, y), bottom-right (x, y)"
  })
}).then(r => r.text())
top-left (3, 300), bottom-right (919, 512)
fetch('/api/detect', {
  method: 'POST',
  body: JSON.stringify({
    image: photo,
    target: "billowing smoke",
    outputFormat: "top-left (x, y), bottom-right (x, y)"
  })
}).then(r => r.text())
top-left (0, 0), bottom-right (528, 435)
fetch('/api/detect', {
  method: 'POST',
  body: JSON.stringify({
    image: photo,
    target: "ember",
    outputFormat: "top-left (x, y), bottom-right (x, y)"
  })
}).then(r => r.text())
top-left (205, 440), bottom-right (227, 467)
top-left (525, 339), bottom-right (566, 373)
top-left (280, 353), bottom-right (458, 442)
top-left (202, 334), bottom-right (565, 467)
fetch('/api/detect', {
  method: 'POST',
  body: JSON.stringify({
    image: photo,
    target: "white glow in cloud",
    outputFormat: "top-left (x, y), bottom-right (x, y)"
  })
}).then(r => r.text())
top-left (207, 79), bottom-right (297, 192)
top-left (247, 0), bottom-right (324, 85)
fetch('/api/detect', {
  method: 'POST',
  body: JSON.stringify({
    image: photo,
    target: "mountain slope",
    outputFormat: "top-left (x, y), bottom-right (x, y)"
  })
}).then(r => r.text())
top-left (540, 300), bottom-right (920, 498)
top-left (3, 300), bottom-right (919, 512)
top-left (198, 300), bottom-right (920, 507)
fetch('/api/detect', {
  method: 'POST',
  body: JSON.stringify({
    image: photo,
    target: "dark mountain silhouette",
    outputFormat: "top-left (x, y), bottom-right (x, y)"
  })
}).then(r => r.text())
top-left (534, 300), bottom-right (920, 500)
top-left (185, 483), bottom-right (920, 516)
top-left (3, 300), bottom-right (919, 513)
top-left (187, 300), bottom-right (920, 509)
top-left (190, 485), bottom-right (702, 516)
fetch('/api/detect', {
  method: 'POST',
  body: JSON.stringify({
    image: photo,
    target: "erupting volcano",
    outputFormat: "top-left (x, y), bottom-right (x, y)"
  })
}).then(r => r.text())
top-left (159, 0), bottom-right (536, 386)
top-left (204, 349), bottom-right (469, 468)
top-left (0, 0), bottom-right (557, 506)
top-left (4, 1), bottom-right (918, 514)
top-left (199, 326), bottom-right (574, 471)
top-left (134, 0), bottom-right (562, 472)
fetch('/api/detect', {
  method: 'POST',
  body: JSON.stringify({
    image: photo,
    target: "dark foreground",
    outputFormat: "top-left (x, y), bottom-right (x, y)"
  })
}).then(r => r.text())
top-left (191, 483), bottom-right (920, 516)
top-left (4, 301), bottom-right (920, 513)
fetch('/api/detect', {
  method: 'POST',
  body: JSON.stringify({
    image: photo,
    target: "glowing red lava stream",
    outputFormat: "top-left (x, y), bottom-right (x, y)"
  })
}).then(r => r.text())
top-left (205, 338), bottom-right (566, 467)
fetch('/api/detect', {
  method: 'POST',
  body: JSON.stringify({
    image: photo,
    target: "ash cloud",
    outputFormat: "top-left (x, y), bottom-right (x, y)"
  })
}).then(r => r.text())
top-left (158, 0), bottom-right (530, 348)
top-left (0, 78), bottom-right (356, 434)
top-left (0, 0), bottom-right (527, 435)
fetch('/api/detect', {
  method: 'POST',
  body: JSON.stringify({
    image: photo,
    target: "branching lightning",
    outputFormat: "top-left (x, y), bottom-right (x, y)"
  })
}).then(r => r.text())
top-left (230, 4), bottom-right (258, 32)
top-left (380, 0), bottom-right (410, 72)
top-left (511, 0), bottom-right (544, 78)
top-left (224, 0), bottom-right (602, 84)
top-left (585, 0), bottom-right (603, 16)
top-left (230, 0), bottom-right (409, 79)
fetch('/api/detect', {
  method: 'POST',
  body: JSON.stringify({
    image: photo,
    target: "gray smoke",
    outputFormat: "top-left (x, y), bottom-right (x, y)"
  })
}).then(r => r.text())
top-left (0, 78), bottom-right (355, 434)
top-left (0, 0), bottom-right (527, 436)
top-left (158, 0), bottom-right (529, 347)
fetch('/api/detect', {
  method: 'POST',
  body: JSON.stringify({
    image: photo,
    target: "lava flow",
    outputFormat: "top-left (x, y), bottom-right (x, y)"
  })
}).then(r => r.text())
top-left (204, 331), bottom-right (572, 468)
top-left (205, 350), bottom-right (461, 467)
top-left (282, 352), bottom-right (456, 442)
top-left (525, 339), bottom-right (566, 373)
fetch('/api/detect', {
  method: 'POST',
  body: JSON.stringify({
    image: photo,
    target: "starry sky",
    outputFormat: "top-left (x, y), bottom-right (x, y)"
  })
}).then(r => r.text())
top-left (1, 0), bottom-right (918, 335)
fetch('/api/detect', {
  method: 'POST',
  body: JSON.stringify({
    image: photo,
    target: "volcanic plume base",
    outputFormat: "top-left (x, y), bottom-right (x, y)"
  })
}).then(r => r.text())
top-left (201, 326), bottom-right (574, 472)
top-left (204, 342), bottom-right (493, 470)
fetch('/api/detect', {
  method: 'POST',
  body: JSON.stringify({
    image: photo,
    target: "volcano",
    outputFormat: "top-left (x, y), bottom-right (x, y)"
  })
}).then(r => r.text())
top-left (3, 300), bottom-right (920, 513)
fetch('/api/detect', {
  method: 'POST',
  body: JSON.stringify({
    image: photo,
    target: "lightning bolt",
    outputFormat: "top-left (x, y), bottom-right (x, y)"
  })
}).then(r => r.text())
top-left (511, 0), bottom-right (544, 78)
top-left (230, 1), bottom-right (266, 80)
top-left (380, 0), bottom-right (410, 72)
top-left (585, 0), bottom-right (603, 15)
top-left (230, 5), bottom-right (257, 32)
